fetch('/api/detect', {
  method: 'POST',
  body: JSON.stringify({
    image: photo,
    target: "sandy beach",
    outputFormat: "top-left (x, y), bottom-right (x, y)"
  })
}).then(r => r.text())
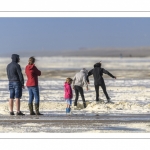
top-left (0, 57), bottom-right (150, 133)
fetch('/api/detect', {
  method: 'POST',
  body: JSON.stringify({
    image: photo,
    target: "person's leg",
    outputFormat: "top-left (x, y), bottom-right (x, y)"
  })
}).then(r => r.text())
top-left (9, 82), bottom-right (15, 115)
top-left (15, 82), bottom-right (21, 112)
top-left (100, 82), bottom-right (110, 100)
top-left (68, 99), bottom-right (72, 113)
top-left (94, 84), bottom-right (99, 101)
top-left (9, 99), bottom-right (14, 113)
top-left (66, 100), bottom-right (70, 114)
top-left (28, 87), bottom-right (34, 104)
top-left (15, 98), bottom-right (20, 112)
top-left (74, 86), bottom-right (79, 106)
top-left (68, 104), bottom-right (71, 113)
top-left (32, 86), bottom-right (40, 104)
top-left (15, 82), bottom-right (25, 115)
top-left (28, 87), bottom-right (35, 115)
top-left (32, 86), bottom-right (43, 115)
top-left (78, 86), bottom-right (86, 108)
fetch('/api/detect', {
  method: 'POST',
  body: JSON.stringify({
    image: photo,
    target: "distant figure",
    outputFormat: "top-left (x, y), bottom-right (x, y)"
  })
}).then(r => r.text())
top-left (72, 68), bottom-right (88, 108)
top-left (6, 54), bottom-right (25, 115)
top-left (64, 78), bottom-right (73, 114)
top-left (25, 57), bottom-right (43, 115)
top-left (120, 53), bottom-right (123, 58)
top-left (87, 62), bottom-right (116, 103)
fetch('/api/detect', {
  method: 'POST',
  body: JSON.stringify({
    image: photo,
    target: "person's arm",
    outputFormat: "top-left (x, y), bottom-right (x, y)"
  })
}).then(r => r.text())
top-left (86, 75), bottom-right (89, 83)
top-left (83, 75), bottom-right (88, 91)
top-left (6, 65), bottom-right (9, 79)
top-left (103, 68), bottom-right (116, 79)
top-left (86, 69), bottom-right (93, 83)
top-left (34, 65), bottom-right (41, 76)
top-left (16, 65), bottom-right (25, 87)
top-left (72, 75), bottom-right (76, 89)
top-left (69, 85), bottom-right (73, 98)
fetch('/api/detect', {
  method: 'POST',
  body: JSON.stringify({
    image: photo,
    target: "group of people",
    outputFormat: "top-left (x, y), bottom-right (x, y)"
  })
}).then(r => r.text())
top-left (64, 63), bottom-right (116, 114)
top-left (6, 54), bottom-right (116, 116)
top-left (7, 54), bottom-right (42, 115)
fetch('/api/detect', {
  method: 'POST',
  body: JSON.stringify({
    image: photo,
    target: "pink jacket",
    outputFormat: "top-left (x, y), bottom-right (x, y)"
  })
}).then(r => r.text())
top-left (64, 82), bottom-right (73, 99)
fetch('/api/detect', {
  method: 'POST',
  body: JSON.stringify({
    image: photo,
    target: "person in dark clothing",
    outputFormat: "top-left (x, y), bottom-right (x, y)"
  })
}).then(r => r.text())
top-left (87, 62), bottom-right (116, 103)
top-left (6, 54), bottom-right (25, 115)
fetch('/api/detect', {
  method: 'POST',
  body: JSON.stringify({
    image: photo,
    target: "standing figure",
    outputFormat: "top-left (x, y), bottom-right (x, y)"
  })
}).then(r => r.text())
top-left (73, 68), bottom-right (88, 108)
top-left (7, 54), bottom-right (25, 115)
top-left (25, 57), bottom-right (43, 115)
top-left (64, 78), bottom-right (73, 114)
top-left (87, 62), bottom-right (116, 103)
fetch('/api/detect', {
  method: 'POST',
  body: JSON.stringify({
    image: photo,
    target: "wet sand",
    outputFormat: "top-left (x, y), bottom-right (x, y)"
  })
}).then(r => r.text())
top-left (0, 114), bottom-right (150, 133)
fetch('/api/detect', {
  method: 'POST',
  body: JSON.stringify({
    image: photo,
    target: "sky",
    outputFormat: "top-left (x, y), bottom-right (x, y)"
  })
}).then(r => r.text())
top-left (0, 17), bottom-right (150, 55)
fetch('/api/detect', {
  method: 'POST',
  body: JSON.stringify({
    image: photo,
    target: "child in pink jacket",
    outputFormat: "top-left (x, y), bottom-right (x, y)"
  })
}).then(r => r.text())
top-left (64, 78), bottom-right (73, 114)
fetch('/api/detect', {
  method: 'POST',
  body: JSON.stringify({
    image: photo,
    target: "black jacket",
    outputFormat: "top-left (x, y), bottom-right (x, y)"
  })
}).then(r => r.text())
top-left (6, 54), bottom-right (24, 86)
top-left (87, 63), bottom-right (115, 85)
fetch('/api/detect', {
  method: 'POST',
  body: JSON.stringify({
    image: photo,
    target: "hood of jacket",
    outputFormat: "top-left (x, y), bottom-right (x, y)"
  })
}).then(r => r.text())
top-left (26, 64), bottom-right (35, 70)
top-left (64, 82), bottom-right (70, 87)
top-left (11, 54), bottom-right (20, 63)
top-left (80, 68), bottom-right (88, 75)
top-left (94, 63), bottom-right (101, 68)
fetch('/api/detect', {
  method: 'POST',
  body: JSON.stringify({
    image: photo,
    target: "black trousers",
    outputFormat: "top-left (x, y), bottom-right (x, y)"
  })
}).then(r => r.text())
top-left (74, 85), bottom-right (86, 104)
top-left (94, 82), bottom-right (110, 101)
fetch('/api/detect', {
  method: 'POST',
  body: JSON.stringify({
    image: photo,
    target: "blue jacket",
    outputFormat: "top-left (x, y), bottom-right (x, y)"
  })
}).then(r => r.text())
top-left (6, 54), bottom-right (24, 86)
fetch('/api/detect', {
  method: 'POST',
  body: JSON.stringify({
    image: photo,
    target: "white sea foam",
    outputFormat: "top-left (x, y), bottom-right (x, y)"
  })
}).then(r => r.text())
top-left (0, 79), bottom-right (150, 115)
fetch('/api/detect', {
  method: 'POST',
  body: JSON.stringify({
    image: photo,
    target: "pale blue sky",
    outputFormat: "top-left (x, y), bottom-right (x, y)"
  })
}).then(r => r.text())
top-left (0, 18), bottom-right (150, 55)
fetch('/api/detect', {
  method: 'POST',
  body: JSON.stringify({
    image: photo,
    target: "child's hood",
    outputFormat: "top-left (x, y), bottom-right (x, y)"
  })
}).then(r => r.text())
top-left (64, 82), bottom-right (70, 87)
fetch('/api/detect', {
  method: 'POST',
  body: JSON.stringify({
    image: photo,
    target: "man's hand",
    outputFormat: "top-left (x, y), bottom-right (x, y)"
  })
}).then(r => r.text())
top-left (22, 85), bottom-right (25, 89)
top-left (114, 76), bottom-right (117, 79)
top-left (86, 87), bottom-right (88, 91)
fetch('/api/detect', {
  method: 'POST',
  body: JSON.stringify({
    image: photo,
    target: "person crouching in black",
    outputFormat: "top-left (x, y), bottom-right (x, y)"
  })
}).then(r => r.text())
top-left (87, 62), bottom-right (116, 103)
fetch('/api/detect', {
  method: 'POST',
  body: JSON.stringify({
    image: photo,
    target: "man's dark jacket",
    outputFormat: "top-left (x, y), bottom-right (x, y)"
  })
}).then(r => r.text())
top-left (87, 63), bottom-right (115, 85)
top-left (6, 54), bottom-right (24, 86)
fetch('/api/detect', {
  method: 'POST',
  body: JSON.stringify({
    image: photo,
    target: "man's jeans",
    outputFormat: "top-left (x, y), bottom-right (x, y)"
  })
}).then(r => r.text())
top-left (9, 81), bottom-right (22, 99)
top-left (27, 86), bottom-right (40, 104)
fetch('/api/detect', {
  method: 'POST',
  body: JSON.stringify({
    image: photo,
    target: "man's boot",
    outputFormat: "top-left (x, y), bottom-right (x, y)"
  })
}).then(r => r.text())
top-left (35, 103), bottom-right (43, 115)
top-left (83, 102), bottom-right (86, 108)
top-left (106, 98), bottom-right (114, 104)
top-left (28, 103), bottom-right (36, 115)
top-left (74, 101), bottom-right (77, 106)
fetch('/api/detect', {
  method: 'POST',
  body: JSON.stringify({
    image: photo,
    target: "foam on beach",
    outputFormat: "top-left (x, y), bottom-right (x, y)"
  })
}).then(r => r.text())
top-left (1, 100), bottom-right (150, 115)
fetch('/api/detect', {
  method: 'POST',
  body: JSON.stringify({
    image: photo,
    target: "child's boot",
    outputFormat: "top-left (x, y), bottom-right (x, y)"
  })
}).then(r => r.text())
top-left (66, 108), bottom-right (68, 114)
top-left (68, 108), bottom-right (71, 113)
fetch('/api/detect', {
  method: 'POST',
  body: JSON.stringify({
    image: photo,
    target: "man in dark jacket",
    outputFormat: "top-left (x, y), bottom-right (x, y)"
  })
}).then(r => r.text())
top-left (6, 54), bottom-right (25, 115)
top-left (87, 62), bottom-right (116, 103)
